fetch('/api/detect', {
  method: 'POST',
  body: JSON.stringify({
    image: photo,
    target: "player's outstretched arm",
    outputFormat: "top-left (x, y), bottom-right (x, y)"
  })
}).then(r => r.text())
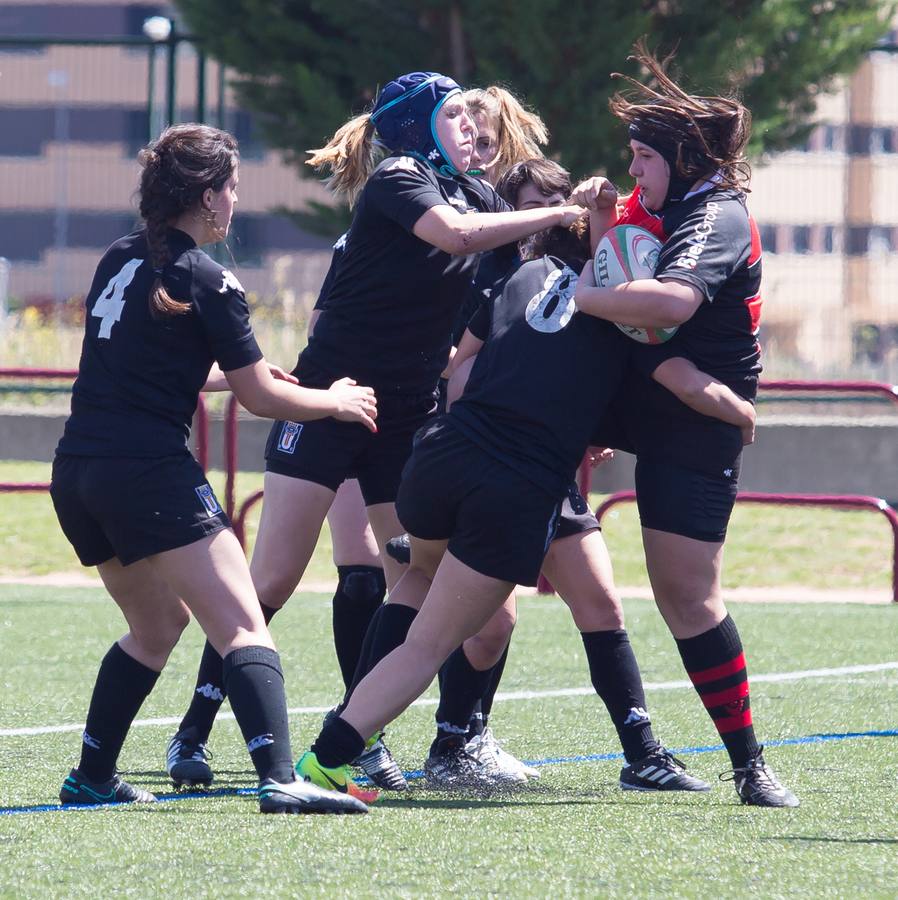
top-left (653, 357), bottom-right (755, 444)
top-left (413, 204), bottom-right (583, 256)
top-left (225, 360), bottom-right (377, 432)
top-left (203, 361), bottom-right (298, 392)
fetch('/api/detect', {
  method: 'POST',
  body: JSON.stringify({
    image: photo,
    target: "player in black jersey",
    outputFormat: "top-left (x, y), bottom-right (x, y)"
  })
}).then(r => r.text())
top-left (161, 72), bottom-right (581, 784)
top-left (50, 124), bottom-right (378, 814)
top-left (423, 160), bottom-right (717, 791)
top-left (163, 75), bottom-right (573, 793)
top-left (574, 44), bottom-right (798, 808)
top-left (297, 151), bottom-right (758, 795)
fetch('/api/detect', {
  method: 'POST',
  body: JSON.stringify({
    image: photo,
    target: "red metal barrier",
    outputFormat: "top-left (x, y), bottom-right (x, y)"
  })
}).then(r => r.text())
top-left (759, 379), bottom-right (898, 406)
top-left (0, 367), bottom-right (209, 491)
top-left (594, 490), bottom-right (898, 603)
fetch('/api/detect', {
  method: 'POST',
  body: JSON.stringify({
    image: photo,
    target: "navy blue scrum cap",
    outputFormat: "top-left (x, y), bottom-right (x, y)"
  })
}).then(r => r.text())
top-left (371, 72), bottom-right (464, 176)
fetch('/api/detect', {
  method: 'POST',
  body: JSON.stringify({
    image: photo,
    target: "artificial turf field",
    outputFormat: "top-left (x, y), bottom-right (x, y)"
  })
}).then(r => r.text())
top-left (0, 585), bottom-right (896, 897)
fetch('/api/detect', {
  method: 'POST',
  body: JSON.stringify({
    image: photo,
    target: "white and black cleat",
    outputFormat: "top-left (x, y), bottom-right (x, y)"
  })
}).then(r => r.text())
top-left (620, 748), bottom-right (711, 792)
top-left (354, 734), bottom-right (408, 791)
top-left (166, 726), bottom-right (214, 789)
top-left (721, 746), bottom-right (799, 808)
top-left (258, 777), bottom-right (368, 814)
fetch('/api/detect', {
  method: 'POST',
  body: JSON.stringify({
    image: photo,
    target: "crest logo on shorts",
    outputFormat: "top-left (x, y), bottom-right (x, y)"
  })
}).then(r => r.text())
top-left (195, 484), bottom-right (222, 517)
top-left (525, 266), bottom-right (578, 334)
top-left (278, 421), bottom-right (303, 454)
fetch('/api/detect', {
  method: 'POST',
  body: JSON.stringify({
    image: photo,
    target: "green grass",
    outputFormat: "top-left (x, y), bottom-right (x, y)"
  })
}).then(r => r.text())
top-left (0, 587), bottom-right (896, 897)
top-left (1, 460), bottom-right (893, 590)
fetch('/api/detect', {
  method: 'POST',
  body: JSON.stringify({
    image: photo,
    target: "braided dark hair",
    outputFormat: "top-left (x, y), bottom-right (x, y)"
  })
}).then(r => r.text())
top-left (137, 124), bottom-right (239, 317)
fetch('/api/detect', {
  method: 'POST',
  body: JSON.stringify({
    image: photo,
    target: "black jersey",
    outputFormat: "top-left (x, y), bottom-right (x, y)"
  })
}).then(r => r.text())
top-left (450, 242), bottom-right (521, 346)
top-left (637, 187), bottom-right (762, 397)
top-left (58, 228), bottom-right (262, 458)
top-left (300, 154), bottom-right (509, 396)
top-left (450, 255), bottom-right (629, 498)
top-left (311, 232), bottom-right (347, 314)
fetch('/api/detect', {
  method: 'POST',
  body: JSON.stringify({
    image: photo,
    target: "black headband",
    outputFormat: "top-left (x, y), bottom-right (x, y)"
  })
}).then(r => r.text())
top-left (628, 118), bottom-right (713, 208)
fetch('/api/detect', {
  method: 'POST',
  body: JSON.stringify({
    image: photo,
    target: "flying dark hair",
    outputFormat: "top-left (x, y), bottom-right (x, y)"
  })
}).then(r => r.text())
top-left (610, 40), bottom-right (752, 193)
top-left (137, 124), bottom-right (239, 317)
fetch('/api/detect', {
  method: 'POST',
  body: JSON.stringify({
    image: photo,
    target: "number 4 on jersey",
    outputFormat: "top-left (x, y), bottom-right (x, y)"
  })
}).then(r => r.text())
top-left (91, 258), bottom-right (144, 339)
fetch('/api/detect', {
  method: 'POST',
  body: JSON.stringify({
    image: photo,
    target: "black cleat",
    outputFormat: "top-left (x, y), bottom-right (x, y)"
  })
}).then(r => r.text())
top-left (166, 726), bottom-right (213, 788)
top-left (720, 746), bottom-right (800, 807)
top-left (620, 748), bottom-right (711, 792)
top-left (60, 768), bottom-right (157, 806)
top-left (258, 776), bottom-right (369, 814)
top-left (384, 533), bottom-right (411, 566)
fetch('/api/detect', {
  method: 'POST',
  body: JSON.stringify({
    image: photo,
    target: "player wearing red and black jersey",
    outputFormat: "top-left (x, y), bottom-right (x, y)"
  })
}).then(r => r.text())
top-left (574, 44), bottom-right (798, 808)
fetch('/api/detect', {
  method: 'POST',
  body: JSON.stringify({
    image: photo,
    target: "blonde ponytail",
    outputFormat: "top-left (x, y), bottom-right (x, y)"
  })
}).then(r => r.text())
top-left (306, 113), bottom-right (381, 207)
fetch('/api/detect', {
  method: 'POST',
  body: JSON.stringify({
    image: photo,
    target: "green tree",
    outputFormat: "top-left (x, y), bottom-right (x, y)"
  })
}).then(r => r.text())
top-left (177, 0), bottom-right (895, 225)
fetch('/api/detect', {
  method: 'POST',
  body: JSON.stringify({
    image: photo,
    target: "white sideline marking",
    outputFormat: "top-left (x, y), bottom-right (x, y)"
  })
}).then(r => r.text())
top-left (1, 661), bottom-right (896, 739)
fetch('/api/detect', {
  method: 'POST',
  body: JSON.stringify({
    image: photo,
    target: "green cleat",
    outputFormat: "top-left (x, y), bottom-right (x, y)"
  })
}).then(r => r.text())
top-left (295, 751), bottom-right (379, 805)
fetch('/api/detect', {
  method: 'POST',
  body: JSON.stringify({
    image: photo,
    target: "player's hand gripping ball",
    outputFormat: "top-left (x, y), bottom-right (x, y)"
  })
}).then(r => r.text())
top-left (593, 225), bottom-right (679, 344)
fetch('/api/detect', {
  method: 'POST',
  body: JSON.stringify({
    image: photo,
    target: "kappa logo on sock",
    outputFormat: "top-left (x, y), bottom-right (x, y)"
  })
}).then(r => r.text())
top-left (277, 421), bottom-right (303, 454)
top-left (195, 683), bottom-right (225, 702)
top-left (247, 733), bottom-right (275, 753)
top-left (724, 698), bottom-right (746, 716)
top-left (624, 707), bottom-right (651, 727)
top-left (195, 484), bottom-right (222, 517)
top-left (82, 730), bottom-right (101, 750)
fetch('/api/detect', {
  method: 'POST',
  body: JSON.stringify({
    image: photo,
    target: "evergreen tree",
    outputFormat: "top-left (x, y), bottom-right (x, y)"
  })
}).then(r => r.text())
top-left (177, 0), bottom-right (895, 227)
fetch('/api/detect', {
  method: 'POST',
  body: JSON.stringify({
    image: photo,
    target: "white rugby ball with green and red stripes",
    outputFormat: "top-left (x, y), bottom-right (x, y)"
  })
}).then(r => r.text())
top-left (593, 224), bottom-right (678, 344)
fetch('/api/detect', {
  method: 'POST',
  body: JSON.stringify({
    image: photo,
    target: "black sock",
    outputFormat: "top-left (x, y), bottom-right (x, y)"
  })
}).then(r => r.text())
top-left (479, 643), bottom-right (510, 721)
top-left (222, 645), bottom-right (294, 783)
top-left (78, 643), bottom-right (159, 782)
top-left (433, 646), bottom-right (493, 754)
top-left (675, 615), bottom-right (760, 768)
top-left (177, 602), bottom-right (279, 740)
top-left (343, 603), bottom-right (418, 704)
top-left (581, 629), bottom-right (659, 764)
top-left (466, 700), bottom-right (485, 740)
top-left (311, 715), bottom-right (367, 769)
top-left (332, 565), bottom-right (386, 689)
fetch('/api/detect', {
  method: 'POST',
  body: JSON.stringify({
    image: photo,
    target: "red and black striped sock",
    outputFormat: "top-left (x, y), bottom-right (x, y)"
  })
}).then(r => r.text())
top-left (674, 615), bottom-right (760, 768)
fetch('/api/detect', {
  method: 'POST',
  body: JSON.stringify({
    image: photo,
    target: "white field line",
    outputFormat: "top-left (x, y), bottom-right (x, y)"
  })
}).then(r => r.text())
top-left (2, 661), bottom-right (896, 739)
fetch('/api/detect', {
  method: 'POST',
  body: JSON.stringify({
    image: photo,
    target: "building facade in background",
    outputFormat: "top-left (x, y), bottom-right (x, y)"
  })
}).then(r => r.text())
top-left (2, 1), bottom-right (898, 378)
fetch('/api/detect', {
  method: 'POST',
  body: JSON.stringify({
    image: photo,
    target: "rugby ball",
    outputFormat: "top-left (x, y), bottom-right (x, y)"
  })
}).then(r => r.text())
top-left (593, 225), bottom-right (678, 344)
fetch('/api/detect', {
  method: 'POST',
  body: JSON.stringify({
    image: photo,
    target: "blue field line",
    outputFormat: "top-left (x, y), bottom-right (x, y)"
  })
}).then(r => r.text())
top-left (1, 727), bottom-right (895, 817)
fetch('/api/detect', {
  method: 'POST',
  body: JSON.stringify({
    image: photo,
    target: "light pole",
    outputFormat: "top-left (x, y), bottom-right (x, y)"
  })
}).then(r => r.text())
top-left (142, 16), bottom-right (176, 130)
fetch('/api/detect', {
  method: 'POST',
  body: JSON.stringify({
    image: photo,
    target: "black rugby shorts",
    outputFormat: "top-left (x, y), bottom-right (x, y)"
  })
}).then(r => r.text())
top-left (50, 453), bottom-right (230, 566)
top-left (395, 419), bottom-right (562, 587)
top-left (265, 392), bottom-right (437, 507)
top-left (635, 457), bottom-right (740, 543)
top-left (553, 483), bottom-right (600, 542)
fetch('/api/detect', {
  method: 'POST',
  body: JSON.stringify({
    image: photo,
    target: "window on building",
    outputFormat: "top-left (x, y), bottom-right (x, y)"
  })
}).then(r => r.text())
top-left (820, 125), bottom-right (841, 152)
top-left (847, 124), bottom-right (873, 155)
top-left (870, 126), bottom-right (895, 154)
top-left (869, 226), bottom-right (892, 255)
top-left (758, 224), bottom-right (777, 254)
top-left (792, 226), bottom-right (811, 255)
